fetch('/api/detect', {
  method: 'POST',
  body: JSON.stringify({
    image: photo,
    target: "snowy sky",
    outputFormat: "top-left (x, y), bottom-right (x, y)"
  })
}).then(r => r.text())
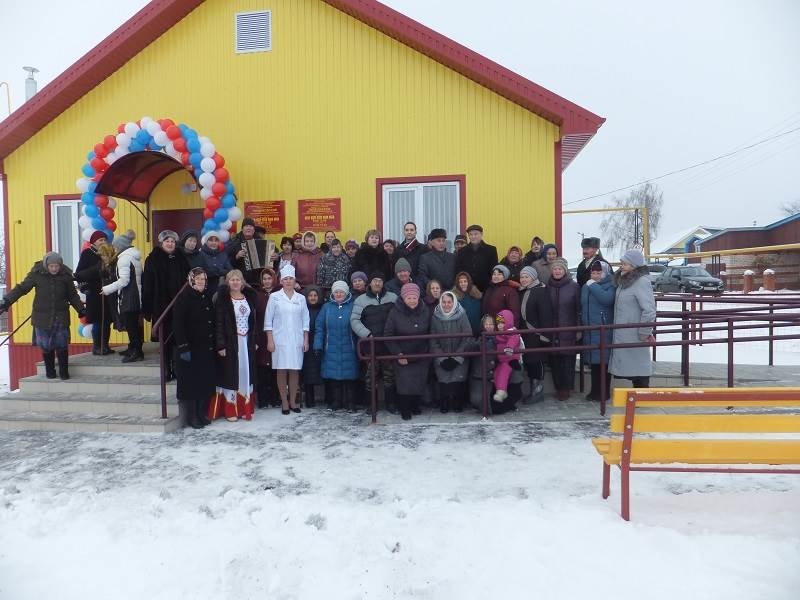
top-left (1, 0), bottom-right (799, 263)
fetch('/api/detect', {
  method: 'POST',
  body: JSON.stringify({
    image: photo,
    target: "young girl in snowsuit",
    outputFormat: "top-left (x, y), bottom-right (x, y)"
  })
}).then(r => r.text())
top-left (492, 309), bottom-right (522, 403)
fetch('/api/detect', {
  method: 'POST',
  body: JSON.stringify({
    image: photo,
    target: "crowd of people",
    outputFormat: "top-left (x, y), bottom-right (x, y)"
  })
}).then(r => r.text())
top-left (0, 218), bottom-right (657, 427)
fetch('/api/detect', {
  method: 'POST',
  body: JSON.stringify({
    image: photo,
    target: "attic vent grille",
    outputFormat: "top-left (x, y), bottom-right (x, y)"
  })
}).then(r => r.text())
top-left (236, 10), bottom-right (272, 54)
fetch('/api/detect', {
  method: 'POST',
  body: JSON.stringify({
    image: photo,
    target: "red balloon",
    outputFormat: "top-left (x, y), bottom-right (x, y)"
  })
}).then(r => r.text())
top-left (161, 118), bottom-right (175, 129)
top-left (205, 196), bottom-right (221, 211)
top-left (107, 220), bottom-right (117, 232)
top-left (103, 134), bottom-right (117, 150)
top-left (218, 241), bottom-right (225, 251)
top-left (117, 123), bottom-right (125, 134)
top-left (101, 207), bottom-right (115, 220)
top-left (94, 143), bottom-right (108, 158)
top-left (80, 315), bottom-right (89, 325)
top-left (180, 152), bottom-right (190, 165)
top-left (173, 137), bottom-right (187, 152)
top-left (212, 153), bottom-right (225, 169)
top-left (95, 195), bottom-right (109, 208)
top-left (203, 208), bottom-right (214, 220)
top-left (90, 157), bottom-right (107, 172)
top-left (166, 125), bottom-right (182, 140)
top-left (92, 172), bottom-right (102, 182)
top-left (214, 168), bottom-right (229, 183)
top-left (211, 182), bottom-right (227, 197)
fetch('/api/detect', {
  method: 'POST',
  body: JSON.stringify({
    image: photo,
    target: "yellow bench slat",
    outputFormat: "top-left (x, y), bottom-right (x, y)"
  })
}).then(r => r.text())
top-left (610, 414), bottom-right (800, 434)
top-left (611, 387), bottom-right (800, 408)
top-left (592, 438), bottom-right (800, 465)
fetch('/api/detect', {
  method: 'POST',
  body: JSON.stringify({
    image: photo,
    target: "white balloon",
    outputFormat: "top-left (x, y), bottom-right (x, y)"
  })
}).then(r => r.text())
top-left (220, 219), bottom-right (232, 231)
top-left (200, 188), bottom-right (213, 201)
top-left (124, 122), bottom-right (140, 137)
top-left (82, 323), bottom-right (94, 337)
top-left (78, 215), bottom-right (91, 229)
top-left (76, 178), bottom-right (90, 192)
top-left (227, 206), bottom-right (242, 221)
top-left (145, 121), bottom-right (162, 136)
top-left (140, 116), bottom-right (154, 128)
top-left (108, 198), bottom-right (117, 209)
top-left (218, 230), bottom-right (230, 242)
top-left (116, 133), bottom-right (131, 148)
top-left (198, 172), bottom-right (216, 188)
top-left (200, 142), bottom-right (215, 158)
top-left (200, 157), bottom-right (216, 172)
top-left (82, 228), bottom-right (96, 242)
top-left (106, 152), bottom-right (118, 165)
top-left (198, 136), bottom-right (211, 145)
top-left (153, 131), bottom-right (169, 146)
top-left (115, 145), bottom-right (130, 157)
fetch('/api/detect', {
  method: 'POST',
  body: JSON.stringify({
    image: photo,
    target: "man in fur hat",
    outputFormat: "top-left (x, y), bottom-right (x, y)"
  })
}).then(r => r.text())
top-left (576, 236), bottom-right (611, 287)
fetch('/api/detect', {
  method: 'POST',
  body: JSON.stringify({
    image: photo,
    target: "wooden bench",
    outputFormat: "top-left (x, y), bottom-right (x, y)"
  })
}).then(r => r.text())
top-left (592, 387), bottom-right (800, 520)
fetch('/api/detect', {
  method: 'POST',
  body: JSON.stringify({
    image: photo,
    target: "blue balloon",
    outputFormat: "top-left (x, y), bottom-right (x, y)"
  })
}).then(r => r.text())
top-left (87, 150), bottom-right (96, 161)
top-left (92, 217), bottom-right (107, 230)
top-left (187, 138), bottom-right (201, 153)
top-left (203, 218), bottom-right (218, 231)
top-left (84, 205), bottom-right (100, 218)
top-left (185, 128), bottom-right (197, 139)
top-left (214, 208), bottom-right (228, 222)
top-left (81, 192), bottom-right (95, 205)
top-left (189, 152), bottom-right (203, 168)
top-left (225, 182), bottom-right (235, 195)
top-left (87, 182), bottom-right (98, 193)
top-left (221, 194), bottom-right (236, 208)
top-left (82, 164), bottom-right (96, 177)
top-left (178, 123), bottom-right (189, 134)
top-left (135, 129), bottom-right (151, 143)
top-left (104, 230), bottom-right (114, 243)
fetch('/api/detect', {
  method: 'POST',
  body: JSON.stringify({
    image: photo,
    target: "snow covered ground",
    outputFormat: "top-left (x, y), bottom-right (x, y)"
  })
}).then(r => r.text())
top-left (1, 416), bottom-right (798, 599)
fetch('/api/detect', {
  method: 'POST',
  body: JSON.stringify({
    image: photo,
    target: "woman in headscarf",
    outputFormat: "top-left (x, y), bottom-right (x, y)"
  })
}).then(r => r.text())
top-left (517, 265), bottom-right (552, 403)
top-left (179, 230), bottom-right (204, 270)
top-left (173, 267), bottom-right (215, 428)
top-left (430, 291), bottom-right (473, 413)
top-left (533, 243), bottom-right (559, 287)
top-left (265, 264), bottom-right (311, 414)
top-left (0, 252), bottom-right (85, 380)
top-left (451, 271), bottom-right (483, 336)
top-left (581, 261), bottom-right (616, 401)
top-left (211, 269), bottom-right (258, 422)
top-left (383, 283), bottom-right (431, 421)
top-left (314, 280), bottom-right (360, 411)
top-left (547, 257), bottom-right (581, 400)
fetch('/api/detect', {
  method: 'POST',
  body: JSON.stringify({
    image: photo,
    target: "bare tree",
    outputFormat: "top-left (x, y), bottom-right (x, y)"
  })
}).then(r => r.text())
top-left (781, 198), bottom-right (800, 217)
top-left (599, 182), bottom-right (664, 257)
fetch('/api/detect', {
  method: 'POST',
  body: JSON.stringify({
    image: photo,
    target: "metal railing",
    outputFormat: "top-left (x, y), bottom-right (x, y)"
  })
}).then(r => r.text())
top-left (152, 282), bottom-right (188, 418)
top-left (358, 302), bottom-right (800, 422)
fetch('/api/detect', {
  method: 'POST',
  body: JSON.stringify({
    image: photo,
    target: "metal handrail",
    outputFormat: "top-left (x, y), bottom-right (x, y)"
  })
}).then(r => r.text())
top-left (0, 315), bottom-right (32, 350)
top-left (153, 281), bottom-right (189, 419)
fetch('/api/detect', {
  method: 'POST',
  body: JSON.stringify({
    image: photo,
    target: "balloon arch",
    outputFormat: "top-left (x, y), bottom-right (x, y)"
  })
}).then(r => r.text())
top-left (75, 116), bottom-right (241, 244)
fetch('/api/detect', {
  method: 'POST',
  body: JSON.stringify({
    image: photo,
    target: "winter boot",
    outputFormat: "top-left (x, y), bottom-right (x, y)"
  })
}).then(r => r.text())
top-left (452, 394), bottom-right (463, 413)
top-left (397, 394), bottom-right (412, 421)
top-left (42, 351), bottom-right (57, 379)
top-left (383, 386), bottom-right (397, 414)
top-left (304, 384), bottom-right (316, 408)
top-left (56, 349), bottom-right (70, 380)
top-left (410, 396), bottom-right (421, 415)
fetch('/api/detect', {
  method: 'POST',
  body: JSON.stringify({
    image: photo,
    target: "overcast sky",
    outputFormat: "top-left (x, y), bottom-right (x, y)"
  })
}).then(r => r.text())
top-left (1, 0), bottom-right (798, 263)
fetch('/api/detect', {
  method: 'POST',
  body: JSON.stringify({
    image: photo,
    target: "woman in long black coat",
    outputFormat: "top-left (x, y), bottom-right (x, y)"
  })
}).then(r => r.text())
top-left (75, 231), bottom-right (117, 355)
top-left (547, 258), bottom-right (581, 400)
top-left (173, 267), bottom-right (215, 429)
top-left (142, 230), bottom-right (189, 378)
top-left (517, 265), bottom-right (552, 403)
top-left (213, 270), bottom-right (258, 422)
top-left (383, 282), bottom-right (431, 420)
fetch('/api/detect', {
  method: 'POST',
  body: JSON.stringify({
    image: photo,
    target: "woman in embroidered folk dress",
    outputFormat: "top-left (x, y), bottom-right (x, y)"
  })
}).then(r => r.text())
top-left (265, 264), bottom-right (310, 414)
top-left (212, 270), bottom-right (258, 422)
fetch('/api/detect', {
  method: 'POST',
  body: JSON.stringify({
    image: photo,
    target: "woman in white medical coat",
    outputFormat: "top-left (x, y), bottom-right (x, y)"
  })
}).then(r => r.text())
top-left (265, 265), bottom-right (310, 414)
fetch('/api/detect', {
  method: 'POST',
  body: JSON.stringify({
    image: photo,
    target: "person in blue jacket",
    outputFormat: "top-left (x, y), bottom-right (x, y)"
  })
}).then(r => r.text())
top-left (580, 261), bottom-right (616, 401)
top-left (313, 280), bottom-right (360, 411)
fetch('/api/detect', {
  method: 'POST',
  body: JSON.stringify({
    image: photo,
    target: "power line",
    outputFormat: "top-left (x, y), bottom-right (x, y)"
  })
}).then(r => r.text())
top-left (564, 125), bottom-right (800, 206)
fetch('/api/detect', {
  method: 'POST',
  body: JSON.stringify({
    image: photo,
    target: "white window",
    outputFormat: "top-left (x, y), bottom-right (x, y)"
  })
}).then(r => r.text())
top-left (235, 10), bottom-right (272, 53)
top-left (381, 180), bottom-right (461, 251)
top-left (50, 200), bottom-right (80, 270)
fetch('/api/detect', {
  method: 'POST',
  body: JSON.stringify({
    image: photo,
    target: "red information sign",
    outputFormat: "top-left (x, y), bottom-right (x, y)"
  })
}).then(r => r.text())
top-left (298, 198), bottom-right (341, 231)
top-left (243, 201), bottom-right (286, 234)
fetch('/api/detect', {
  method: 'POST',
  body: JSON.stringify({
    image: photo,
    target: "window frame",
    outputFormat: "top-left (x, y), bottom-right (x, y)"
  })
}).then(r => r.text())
top-left (44, 194), bottom-right (81, 271)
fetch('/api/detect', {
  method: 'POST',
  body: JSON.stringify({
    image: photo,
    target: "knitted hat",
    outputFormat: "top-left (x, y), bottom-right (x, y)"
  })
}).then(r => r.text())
top-left (550, 257), bottom-right (569, 272)
top-left (89, 230), bottom-right (107, 245)
top-left (400, 282), bottom-right (421, 300)
top-left (350, 271), bottom-right (368, 285)
top-left (345, 239), bottom-right (359, 250)
top-left (621, 249), bottom-right (646, 268)
top-left (428, 228), bottom-right (447, 241)
top-left (280, 264), bottom-right (296, 280)
top-left (492, 264), bottom-right (511, 280)
top-left (43, 251), bottom-right (63, 268)
top-left (201, 230), bottom-right (221, 245)
top-left (157, 230), bottom-right (178, 244)
top-left (454, 234), bottom-right (467, 244)
top-left (394, 257), bottom-right (411, 274)
top-left (331, 280), bottom-right (349, 295)
top-left (112, 229), bottom-right (136, 252)
top-left (520, 265), bottom-right (539, 282)
top-left (368, 271), bottom-right (385, 282)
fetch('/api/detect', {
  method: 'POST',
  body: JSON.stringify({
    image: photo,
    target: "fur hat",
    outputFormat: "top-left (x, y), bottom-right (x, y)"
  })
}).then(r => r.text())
top-left (201, 230), bottom-right (221, 245)
top-left (428, 228), bottom-right (447, 241)
top-left (89, 230), bottom-right (108, 245)
top-left (157, 230), bottom-right (178, 244)
top-left (112, 229), bottom-right (136, 252)
top-left (581, 237), bottom-right (601, 249)
top-left (331, 280), bottom-right (349, 295)
top-left (394, 257), bottom-right (411, 274)
top-left (621, 249), bottom-right (646, 268)
top-left (400, 282), bottom-right (421, 300)
top-left (241, 217), bottom-right (257, 229)
top-left (368, 271), bottom-right (385, 282)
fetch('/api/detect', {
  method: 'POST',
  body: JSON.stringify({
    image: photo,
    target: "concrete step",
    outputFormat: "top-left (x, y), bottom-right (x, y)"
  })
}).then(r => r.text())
top-left (0, 391), bottom-right (178, 417)
top-left (34, 346), bottom-right (163, 378)
top-left (0, 409), bottom-right (183, 433)
top-left (19, 374), bottom-right (176, 396)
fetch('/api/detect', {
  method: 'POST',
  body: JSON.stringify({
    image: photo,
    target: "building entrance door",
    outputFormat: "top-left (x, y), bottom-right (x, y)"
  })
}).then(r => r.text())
top-left (150, 209), bottom-right (204, 247)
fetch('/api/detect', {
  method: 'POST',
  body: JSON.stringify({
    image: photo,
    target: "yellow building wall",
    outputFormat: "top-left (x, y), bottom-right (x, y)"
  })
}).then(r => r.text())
top-left (3, 0), bottom-right (558, 342)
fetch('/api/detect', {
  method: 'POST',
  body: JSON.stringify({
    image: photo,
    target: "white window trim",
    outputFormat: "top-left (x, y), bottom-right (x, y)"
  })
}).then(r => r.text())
top-left (50, 199), bottom-right (81, 270)
top-left (381, 180), bottom-right (461, 249)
